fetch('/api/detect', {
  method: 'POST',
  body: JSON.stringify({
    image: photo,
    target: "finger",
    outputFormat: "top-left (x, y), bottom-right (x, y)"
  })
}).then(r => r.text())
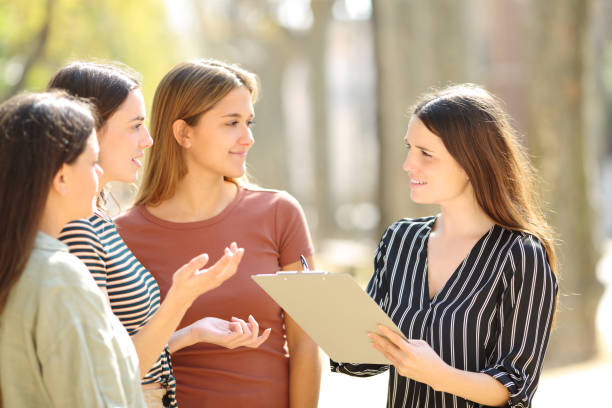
top-left (216, 248), bottom-right (244, 283)
top-left (252, 328), bottom-right (272, 347)
top-left (179, 253), bottom-right (209, 277)
top-left (370, 338), bottom-right (406, 368)
top-left (377, 325), bottom-right (410, 351)
top-left (370, 332), bottom-right (412, 362)
top-left (248, 315), bottom-right (260, 340)
top-left (199, 250), bottom-right (233, 279)
top-left (229, 242), bottom-right (238, 253)
top-left (234, 317), bottom-right (251, 337)
top-left (229, 321), bottom-right (242, 333)
top-left (230, 318), bottom-right (244, 335)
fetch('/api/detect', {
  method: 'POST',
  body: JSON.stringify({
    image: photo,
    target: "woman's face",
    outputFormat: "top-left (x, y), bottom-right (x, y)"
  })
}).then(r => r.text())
top-left (182, 86), bottom-right (254, 179)
top-left (402, 116), bottom-right (470, 206)
top-left (62, 131), bottom-right (103, 219)
top-left (97, 89), bottom-right (152, 185)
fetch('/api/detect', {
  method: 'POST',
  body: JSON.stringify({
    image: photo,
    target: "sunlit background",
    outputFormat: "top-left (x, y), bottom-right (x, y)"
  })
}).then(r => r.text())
top-left (2, 0), bottom-right (611, 405)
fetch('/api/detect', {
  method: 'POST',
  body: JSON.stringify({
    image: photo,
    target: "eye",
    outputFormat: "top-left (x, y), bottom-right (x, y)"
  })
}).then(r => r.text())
top-left (226, 121), bottom-right (239, 127)
top-left (247, 120), bottom-right (255, 128)
top-left (133, 123), bottom-right (142, 130)
top-left (421, 150), bottom-right (432, 158)
top-left (403, 141), bottom-right (411, 149)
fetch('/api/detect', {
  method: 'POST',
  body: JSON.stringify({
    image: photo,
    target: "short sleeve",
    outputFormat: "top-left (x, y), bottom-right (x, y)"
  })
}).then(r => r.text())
top-left (481, 235), bottom-right (558, 408)
top-left (274, 191), bottom-right (314, 267)
top-left (36, 258), bottom-right (145, 407)
top-left (59, 218), bottom-right (108, 288)
top-left (330, 225), bottom-right (394, 377)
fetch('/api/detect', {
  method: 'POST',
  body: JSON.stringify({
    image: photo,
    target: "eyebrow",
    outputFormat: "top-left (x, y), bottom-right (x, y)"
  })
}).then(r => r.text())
top-left (405, 140), bottom-right (433, 153)
top-left (129, 116), bottom-right (145, 122)
top-left (221, 113), bottom-right (254, 118)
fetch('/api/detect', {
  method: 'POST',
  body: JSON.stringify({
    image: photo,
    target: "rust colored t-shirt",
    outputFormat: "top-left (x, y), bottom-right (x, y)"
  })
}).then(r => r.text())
top-left (114, 186), bottom-right (314, 408)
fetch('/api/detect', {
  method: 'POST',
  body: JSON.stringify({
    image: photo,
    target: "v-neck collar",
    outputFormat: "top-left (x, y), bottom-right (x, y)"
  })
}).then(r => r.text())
top-left (421, 217), bottom-right (498, 304)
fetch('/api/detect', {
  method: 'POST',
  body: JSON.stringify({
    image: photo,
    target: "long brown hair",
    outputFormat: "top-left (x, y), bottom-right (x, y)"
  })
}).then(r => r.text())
top-left (136, 59), bottom-right (259, 207)
top-left (0, 92), bottom-right (95, 312)
top-left (47, 61), bottom-right (141, 209)
top-left (413, 84), bottom-right (557, 274)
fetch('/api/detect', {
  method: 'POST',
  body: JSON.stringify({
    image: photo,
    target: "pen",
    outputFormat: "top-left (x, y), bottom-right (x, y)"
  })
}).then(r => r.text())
top-left (299, 254), bottom-right (310, 271)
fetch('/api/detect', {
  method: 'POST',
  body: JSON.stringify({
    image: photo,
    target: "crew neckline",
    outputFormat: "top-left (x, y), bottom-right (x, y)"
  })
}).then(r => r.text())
top-left (135, 184), bottom-right (247, 230)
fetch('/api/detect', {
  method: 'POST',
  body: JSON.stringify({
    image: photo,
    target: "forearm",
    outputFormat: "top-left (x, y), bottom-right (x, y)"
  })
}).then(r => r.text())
top-left (130, 288), bottom-right (190, 378)
top-left (434, 365), bottom-right (509, 407)
top-left (168, 325), bottom-right (196, 354)
top-left (289, 338), bottom-right (321, 408)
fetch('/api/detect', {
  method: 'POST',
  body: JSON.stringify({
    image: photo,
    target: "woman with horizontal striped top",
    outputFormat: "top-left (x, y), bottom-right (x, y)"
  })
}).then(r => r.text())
top-left (331, 84), bottom-right (558, 407)
top-left (49, 62), bottom-right (271, 408)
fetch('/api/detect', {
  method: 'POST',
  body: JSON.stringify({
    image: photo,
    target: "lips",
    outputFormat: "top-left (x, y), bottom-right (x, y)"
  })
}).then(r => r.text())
top-left (132, 153), bottom-right (144, 168)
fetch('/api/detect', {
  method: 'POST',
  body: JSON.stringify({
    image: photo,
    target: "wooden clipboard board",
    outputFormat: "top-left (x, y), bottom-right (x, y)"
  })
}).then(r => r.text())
top-left (252, 271), bottom-right (402, 364)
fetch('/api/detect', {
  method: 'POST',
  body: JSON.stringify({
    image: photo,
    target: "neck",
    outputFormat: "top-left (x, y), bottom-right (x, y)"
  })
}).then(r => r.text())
top-left (436, 188), bottom-right (494, 238)
top-left (152, 169), bottom-right (237, 222)
top-left (38, 207), bottom-right (68, 239)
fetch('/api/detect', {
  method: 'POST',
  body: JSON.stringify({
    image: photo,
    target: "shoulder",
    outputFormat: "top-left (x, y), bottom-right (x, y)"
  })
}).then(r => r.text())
top-left (25, 247), bottom-right (100, 292)
top-left (60, 213), bottom-right (113, 243)
top-left (502, 229), bottom-right (557, 286)
top-left (381, 215), bottom-right (436, 243)
top-left (114, 205), bottom-right (146, 230)
top-left (241, 186), bottom-right (304, 213)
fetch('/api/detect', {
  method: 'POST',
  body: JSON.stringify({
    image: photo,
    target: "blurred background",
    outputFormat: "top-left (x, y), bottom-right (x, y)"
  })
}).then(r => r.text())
top-left (2, 0), bottom-right (611, 405)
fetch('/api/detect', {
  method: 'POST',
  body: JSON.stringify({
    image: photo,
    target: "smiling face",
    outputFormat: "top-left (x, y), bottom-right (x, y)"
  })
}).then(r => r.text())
top-left (97, 89), bottom-right (152, 185)
top-left (181, 86), bottom-right (254, 179)
top-left (402, 116), bottom-right (470, 206)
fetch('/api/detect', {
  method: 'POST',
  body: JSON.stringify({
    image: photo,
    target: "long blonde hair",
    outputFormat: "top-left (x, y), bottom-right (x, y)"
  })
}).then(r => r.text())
top-left (136, 59), bottom-right (259, 207)
top-left (413, 84), bottom-right (557, 275)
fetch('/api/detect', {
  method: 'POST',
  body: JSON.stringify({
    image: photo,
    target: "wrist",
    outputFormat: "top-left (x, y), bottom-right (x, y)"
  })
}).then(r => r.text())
top-left (431, 361), bottom-right (454, 392)
top-left (165, 285), bottom-right (193, 312)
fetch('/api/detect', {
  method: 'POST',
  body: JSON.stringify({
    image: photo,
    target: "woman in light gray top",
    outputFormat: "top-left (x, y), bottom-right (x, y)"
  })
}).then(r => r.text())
top-left (0, 92), bottom-right (144, 407)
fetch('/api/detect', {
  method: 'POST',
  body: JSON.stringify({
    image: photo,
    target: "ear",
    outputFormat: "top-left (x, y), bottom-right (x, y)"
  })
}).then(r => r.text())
top-left (52, 164), bottom-right (69, 196)
top-left (172, 119), bottom-right (192, 148)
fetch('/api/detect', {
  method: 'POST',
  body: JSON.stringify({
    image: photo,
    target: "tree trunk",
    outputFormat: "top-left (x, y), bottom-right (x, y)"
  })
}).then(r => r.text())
top-left (372, 0), bottom-right (473, 232)
top-left (526, 0), bottom-right (603, 367)
top-left (308, 0), bottom-right (334, 239)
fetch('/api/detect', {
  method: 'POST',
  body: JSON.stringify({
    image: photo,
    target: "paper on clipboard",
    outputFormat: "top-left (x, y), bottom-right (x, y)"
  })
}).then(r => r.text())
top-left (251, 271), bottom-right (402, 364)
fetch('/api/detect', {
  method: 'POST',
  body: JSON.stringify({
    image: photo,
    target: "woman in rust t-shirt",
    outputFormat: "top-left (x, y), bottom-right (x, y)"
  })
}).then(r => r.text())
top-left (115, 59), bottom-right (321, 408)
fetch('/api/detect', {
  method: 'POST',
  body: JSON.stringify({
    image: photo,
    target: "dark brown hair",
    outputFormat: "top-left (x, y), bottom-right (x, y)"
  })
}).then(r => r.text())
top-left (47, 61), bottom-right (141, 129)
top-left (413, 84), bottom-right (557, 274)
top-left (0, 92), bottom-right (95, 312)
top-left (136, 59), bottom-right (259, 207)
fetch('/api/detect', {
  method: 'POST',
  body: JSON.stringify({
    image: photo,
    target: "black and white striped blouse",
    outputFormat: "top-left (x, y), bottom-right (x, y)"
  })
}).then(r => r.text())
top-left (331, 216), bottom-right (557, 408)
top-left (60, 213), bottom-right (176, 407)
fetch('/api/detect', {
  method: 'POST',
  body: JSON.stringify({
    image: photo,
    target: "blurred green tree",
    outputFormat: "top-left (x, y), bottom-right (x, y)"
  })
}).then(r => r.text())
top-left (0, 0), bottom-right (179, 105)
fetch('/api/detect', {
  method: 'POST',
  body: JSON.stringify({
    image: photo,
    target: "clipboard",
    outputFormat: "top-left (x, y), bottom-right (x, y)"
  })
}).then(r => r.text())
top-left (252, 271), bottom-right (402, 364)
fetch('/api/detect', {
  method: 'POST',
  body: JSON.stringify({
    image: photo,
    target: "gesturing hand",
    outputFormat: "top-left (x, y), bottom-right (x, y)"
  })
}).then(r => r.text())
top-left (369, 324), bottom-right (449, 390)
top-left (169, 242), bottom-right (245, 306)
top-left (189, 315), bottom-right (272, 349)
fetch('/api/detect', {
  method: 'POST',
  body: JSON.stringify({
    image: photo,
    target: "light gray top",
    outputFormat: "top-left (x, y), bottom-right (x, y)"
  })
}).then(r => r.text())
top-left (0, 232), bottom-right (145, 407)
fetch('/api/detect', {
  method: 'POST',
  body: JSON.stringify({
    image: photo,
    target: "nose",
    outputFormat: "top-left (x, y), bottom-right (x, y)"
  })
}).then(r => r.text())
top-left (239, 126), bottom-right (254, 148)
top-left (402, 150), bottom-right (414, 173)
top-left (140, 125), bottom-right (153, 148)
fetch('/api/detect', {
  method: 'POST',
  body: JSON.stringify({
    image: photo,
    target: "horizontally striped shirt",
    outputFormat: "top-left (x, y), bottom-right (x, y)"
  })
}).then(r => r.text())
top-left (331, 216), bottom-right (557, 408)
top-left (60, 213), bottom-right (176, 407)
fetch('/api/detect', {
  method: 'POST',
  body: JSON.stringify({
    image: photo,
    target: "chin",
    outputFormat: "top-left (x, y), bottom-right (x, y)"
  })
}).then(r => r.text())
top-left (226, 168), bottom-right (246, 179)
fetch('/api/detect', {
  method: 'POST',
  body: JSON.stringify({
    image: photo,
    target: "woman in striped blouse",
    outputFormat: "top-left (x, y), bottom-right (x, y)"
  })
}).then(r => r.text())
top-left (332, 84), bottom-right (558, 408)
top-left (48, 62), bottom-right (271, 408)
